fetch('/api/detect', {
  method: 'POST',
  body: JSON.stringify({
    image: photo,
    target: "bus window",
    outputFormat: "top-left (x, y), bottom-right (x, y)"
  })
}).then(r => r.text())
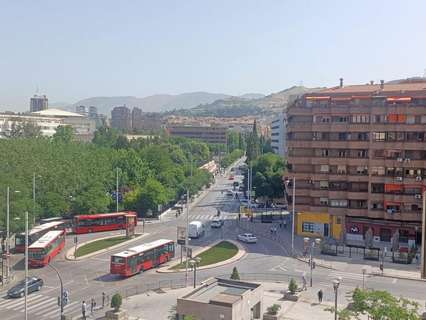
top-left (112, 256), bottom-right (125, 264)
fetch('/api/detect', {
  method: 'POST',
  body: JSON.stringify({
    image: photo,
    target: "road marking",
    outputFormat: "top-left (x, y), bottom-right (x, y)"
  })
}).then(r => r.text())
top-left (392, 278), bottom-right (398, 284)
top-left (328, 271), bottom-right (365, 281)
top-left (24, 297), bottom-right (57, 312)
top-left (34, 301), bottom-right (61, 315)
top-left (0, 294), bottom-right (45, 309)
top-left (12, 295), bottom-right (52, 311)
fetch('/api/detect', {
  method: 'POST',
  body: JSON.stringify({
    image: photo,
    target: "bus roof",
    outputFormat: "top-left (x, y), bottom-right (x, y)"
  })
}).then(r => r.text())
top-left (29, 230), bottom-right (64, 249)
top-left (75, 211), bottom-right (136, 220)
top-left (21, 221), bottom-right (64, 237)
top-left (112, 239), bottom-right (173, 258)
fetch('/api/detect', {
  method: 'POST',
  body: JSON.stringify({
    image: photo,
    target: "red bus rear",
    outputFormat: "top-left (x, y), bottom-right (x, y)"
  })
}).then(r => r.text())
top-left (15, 221), bottom-right (65, 253)
top-left (28, 230), bottom-right (66, 267)
top-left (73, 211), bottom-right (137, 234)
top-left (110, 239), bottom-right (175, 277)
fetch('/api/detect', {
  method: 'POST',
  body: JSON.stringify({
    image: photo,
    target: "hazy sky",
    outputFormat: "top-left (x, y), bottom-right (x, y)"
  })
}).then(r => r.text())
top-left (1, 0), bottom-right (425, 110)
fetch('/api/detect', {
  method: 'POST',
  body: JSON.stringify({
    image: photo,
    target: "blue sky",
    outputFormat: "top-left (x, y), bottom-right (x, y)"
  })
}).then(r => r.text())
top-left (1, 0), bottom-right (425, 110)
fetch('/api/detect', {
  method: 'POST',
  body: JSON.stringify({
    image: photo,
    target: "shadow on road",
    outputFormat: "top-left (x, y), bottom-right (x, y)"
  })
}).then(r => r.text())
top-left (94, 273), bottom-right (124, 283)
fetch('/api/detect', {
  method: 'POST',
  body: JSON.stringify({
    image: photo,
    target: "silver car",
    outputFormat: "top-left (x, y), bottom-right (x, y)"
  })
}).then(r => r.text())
top-left (237, 233), bottom-right (258, 243)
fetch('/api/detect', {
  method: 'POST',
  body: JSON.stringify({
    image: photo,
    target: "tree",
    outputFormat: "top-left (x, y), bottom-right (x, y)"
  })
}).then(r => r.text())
top-left (288, 278), bottom-right (298, 295)
top-left (111, 293), bottom-right (122, 312)
top-left (327, 288), bottom-right (421, 320)
top-left (92, 126), bottom-right (119, 147)
top-left (266, 304), bottom-right (281, 315)
top-left (9, 121), bottom-right (42, 138)
top-left (230, 267), bottom-right (240, 280)
top-left (53, 125), bottom-right (74, 143)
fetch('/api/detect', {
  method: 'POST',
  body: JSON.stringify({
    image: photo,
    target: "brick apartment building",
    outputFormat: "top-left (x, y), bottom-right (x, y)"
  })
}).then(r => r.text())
top-left (111, 105), bottom-right (132, 131)
top-left (167, 124), bottom-right (227, 144)
top-left (286, 79), bottom-right (426, 246)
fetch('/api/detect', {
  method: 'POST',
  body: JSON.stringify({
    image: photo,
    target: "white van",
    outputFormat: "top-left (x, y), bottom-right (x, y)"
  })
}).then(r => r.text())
top-left (188, 221), bottom-right (205, 238)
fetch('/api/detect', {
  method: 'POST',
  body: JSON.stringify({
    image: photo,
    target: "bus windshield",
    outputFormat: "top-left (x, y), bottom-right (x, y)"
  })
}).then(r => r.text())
top-left (111, 256), bottom-right (125, 264)
top-left (29, 249), bottom-right (46, 260)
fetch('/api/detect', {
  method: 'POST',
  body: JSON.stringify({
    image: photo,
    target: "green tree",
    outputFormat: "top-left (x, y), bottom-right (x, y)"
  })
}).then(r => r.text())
top-left (230, 267), bottom-right (240, 280)
top-left (9, 121), bottom-right (42, 138)
top-left (111, 293), bottom-right (122, 312)
top-left (92, 126), bottom-right (119, 147)
top-left (53, 125), bottom-right (74, 143)
top-left (288, 278), bottom-right (298, 294)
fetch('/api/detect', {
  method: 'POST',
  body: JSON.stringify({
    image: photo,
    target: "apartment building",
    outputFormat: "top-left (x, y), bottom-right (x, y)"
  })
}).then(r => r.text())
top-left (167, 124), bottom-right (227, 144)
top-left (30, 94), bottom-right (48, 112)
top-left (286, 79), bottom-right (426, 246)
top-left (111, 105), bottom-right (132, 131)
top-left (270, 113), bottom-right (287, 156)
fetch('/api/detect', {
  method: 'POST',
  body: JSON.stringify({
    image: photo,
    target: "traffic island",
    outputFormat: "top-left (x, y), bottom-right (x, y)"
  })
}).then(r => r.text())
top-left (65, 233), bottom-right (149, 261)
top-left (158, 240), bottom-right (246, 273)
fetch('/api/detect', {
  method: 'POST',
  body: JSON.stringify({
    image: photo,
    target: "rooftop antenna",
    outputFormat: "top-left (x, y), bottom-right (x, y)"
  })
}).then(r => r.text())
top-left (36, 84), bottom-right (40, 95)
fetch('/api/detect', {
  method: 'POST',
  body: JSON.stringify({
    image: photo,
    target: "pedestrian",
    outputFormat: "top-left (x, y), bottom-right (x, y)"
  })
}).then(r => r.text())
top-left (102, 292), bottom-right (106, 308)
top-left (81, 301), bottom-right (87, 320)
top-left (279, 222), bottom-right (283, 229)
top-left (317, 289), bottom-right (323, 304)
top-left (416, 253), bottom-right (420, 264)
top-left (302, 276), bottom-right (307, 291)
top-left (90, 298), bottom-right (95, 313)
top-left (283, 220), bottom-right (287, 228)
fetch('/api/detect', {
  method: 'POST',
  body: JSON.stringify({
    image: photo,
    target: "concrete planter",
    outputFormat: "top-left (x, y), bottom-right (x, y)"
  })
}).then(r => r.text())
top-left (263, 313), bottom-right (279, 320)
top-left (105, 309), bottom-right (129, 320)
top-left (283, 291), bottom-right (300, 302)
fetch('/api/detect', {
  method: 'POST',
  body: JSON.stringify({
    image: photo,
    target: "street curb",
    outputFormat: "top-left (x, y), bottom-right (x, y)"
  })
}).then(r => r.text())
top-left (369, 271), bottom-right (426, 282)
top-left (65, 233), bottom-right (150, 261)
top-left (156, 240), bottom-right (246, 273)
top-left (295, 256), bottom-right (336, 270)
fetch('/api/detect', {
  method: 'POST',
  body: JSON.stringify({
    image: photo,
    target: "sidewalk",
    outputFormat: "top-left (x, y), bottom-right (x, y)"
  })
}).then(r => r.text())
top-left (238, 218), bottom-right (424, 281)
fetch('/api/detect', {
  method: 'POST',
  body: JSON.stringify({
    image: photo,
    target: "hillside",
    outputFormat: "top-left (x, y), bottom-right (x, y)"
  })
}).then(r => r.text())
top-left (172, 86), bottom-right (323, 117)
top-left (71, 92), bottom-right (264, 115)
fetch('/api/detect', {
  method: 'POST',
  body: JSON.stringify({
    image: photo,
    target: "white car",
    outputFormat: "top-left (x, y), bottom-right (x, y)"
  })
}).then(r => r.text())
top-left (237, 233), bottom-right (258, 243)
top-left (211, 217), bottom-right (224, 228)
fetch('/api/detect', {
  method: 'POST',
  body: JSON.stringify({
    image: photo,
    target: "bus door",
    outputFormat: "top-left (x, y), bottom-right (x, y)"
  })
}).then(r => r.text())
top-left (128, 255), bottom-right (138, 275)
top-left (153, 248), bottom-right (161, 266)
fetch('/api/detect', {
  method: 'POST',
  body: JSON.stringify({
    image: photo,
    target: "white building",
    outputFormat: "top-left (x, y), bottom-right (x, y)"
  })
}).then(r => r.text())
top-left (270, 113), bottom-right (286, 157)
top-left (0, 109), bottom-right (96, 142)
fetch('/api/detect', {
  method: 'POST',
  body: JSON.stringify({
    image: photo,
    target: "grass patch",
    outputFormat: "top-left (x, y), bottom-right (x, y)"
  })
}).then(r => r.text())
top-left (75, 235), bottom-right (136, 257)
top-left (172, 241), bottom-right (238, 269)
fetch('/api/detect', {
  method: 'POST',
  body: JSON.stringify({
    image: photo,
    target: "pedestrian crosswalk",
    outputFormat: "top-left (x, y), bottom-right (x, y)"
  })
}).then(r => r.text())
top-left (327, 271), bottom-right (366, 282)
top-left (189, 214), bottom-right (237, 221)
top-left (269, 263), bottom-right (288, 272)
top-left (0, 293), bottom-right (81, 319)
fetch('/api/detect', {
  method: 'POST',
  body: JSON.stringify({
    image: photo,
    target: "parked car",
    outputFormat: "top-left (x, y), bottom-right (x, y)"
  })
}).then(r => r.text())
top-left (211, 217), bottom-right (224, 228)
top-left (237, 233), bottom-right (258, 243)
top-left (7, 277), bottom-right (43, 298)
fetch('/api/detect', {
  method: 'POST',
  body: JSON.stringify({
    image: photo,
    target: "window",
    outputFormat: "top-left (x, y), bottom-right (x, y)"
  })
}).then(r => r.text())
top-left (351, 114), bottom-right (369, 123)
top-left (321, 149), bottom-right (329, 157)
top-left (319, 197), bottom-right (329, 205)
top-left (374, 115), bottom-right (386, 123)
top-left (320, 165), bottom-right (329, 173)
top-left (371, 167), bottom-right (385, 176)
top-left (330, 200), bottom-right (348, 207)
top-left (356, 166), bottom-right (368, 174)
top-left (358, 150), bottom-right (368, 158)
top-left (319, 181), bottom-right (329, 189)
top-left (338, 150), bottom-right (346, 158)
top-left (302, 222), bottom-right (315, 233)
top-left (111, 256), bottom-right (125, 264)
top-left (337, 165), bottom-right (346, 174)
top-left (406, 115), bottom-right (415, 124)
top-left (373, 132), bottom-right (386, 141)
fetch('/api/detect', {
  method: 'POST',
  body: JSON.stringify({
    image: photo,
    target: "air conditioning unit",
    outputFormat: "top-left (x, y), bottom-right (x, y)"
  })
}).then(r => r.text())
top-left (387, 209), bottom-right (395, 214)
top-left (415, 194), bottom-right (422, 199)
top-left (416, 176), bottom-right (422, 181)
top-left (396, 177), bottom-right (403, 182)
top-left (397, 158), bottom-right (403, 162)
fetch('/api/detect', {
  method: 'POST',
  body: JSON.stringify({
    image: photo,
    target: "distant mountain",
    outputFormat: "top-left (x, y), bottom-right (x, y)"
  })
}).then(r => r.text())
top-left (70, 92), bottom-right (265, 115)
top-left (174, 86), bottom-right (322, 117)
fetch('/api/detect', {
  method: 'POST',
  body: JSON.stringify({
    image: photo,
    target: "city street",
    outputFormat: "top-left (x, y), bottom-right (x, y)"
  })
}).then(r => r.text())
top-left (1, 161), bottom-right (426, 319)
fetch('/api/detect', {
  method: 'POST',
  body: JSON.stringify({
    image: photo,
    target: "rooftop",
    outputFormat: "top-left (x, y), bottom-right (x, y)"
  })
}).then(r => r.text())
top-left (31, 108), bottom-right (84, 117)
top-left (181, 278), bottom-right (260, 305)
top-left (309, 80), bottom-right (426, 97)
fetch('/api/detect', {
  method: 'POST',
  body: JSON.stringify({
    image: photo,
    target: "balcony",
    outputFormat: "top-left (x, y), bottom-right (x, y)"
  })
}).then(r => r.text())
top-left (346, 208), bottom-right (368, 216)
top-left (287, 156), bottom-right (312, 165)
top-left (287, 140), bottom-right (312, 148)
top-left (346, 191), bottom-right (369, 199)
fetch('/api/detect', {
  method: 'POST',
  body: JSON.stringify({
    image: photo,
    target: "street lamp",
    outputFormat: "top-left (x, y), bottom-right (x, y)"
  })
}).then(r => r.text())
top-left (362, 266), bottom-right (367, 289)
top-left (48, 263), bottom-right (65, 319)
top-left (15, 211), bottom-right (29, 320)
top-left (5, 188), bottom-right (20, 282)
top-left (332, 277), bottom-right (341, 320)
top-left (304, 237), bottom-right (321, 287)
top-left (285, 177), bottom-right (296, 255)
top-left (189, 257), bottom-right (201, 288)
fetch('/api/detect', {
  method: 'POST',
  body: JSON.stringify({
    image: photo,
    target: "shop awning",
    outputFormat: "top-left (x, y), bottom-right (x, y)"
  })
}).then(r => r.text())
top-left (386, 97), bottom-right (412, 102)
top-left (305, 96), bottom-right (330, 101)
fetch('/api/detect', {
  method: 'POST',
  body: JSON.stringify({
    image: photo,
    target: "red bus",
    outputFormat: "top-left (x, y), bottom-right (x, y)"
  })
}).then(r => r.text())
top-left (28, 230), bottom-right (66, 267)
top-left (15, 221), bottom-right (65, 253)
top-left (73, 211), bottom-right (137, 234)
top-left (110, 239), bottom-right (175, 277)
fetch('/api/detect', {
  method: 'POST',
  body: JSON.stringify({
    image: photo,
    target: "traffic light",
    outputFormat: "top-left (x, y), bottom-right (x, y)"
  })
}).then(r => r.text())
top-left (62, 290), bottom-right (69, 306)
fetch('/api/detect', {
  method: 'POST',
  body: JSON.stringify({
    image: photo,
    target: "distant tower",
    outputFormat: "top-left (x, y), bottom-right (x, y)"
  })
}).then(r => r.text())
top-left (30, 94), bottom-right (48, 112)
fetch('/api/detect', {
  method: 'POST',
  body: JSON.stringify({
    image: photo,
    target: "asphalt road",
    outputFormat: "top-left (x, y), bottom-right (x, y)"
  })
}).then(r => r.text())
top-left (1, 161), bottom-right (426, 319)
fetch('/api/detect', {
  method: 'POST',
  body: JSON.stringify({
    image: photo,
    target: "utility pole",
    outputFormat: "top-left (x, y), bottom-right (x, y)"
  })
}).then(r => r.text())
top-left (291, 177), bottom-right (295, 255)
top-left (33, 173), bottom-right (36, 225)
top-left (116, 168), bottom-right (119, 212)
top-left (24, 211), bottom-right (28, 320)
top-left (422, 190), bottom-right (426, 279)
top-left (185, 154), bottom-right (192, 287)
top-left (6, 187), bottom-right (9, 282)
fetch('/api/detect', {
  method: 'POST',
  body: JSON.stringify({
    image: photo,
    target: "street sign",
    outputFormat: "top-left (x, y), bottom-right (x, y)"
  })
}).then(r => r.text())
top-left (177, 227), bottom-right (187, 245)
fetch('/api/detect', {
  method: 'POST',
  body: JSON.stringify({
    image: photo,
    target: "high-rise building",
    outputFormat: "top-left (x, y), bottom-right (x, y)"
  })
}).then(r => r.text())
top-left (30, 95), bottom-right (48, 112)
top-left (270, 113), bottom-right (287, 157)
top-left (76, 105), bottom-right (87, 116)
top-left (89, 106), bottom-right (98, 118)
top-left (167, 124), bottom-right (227, 144)
top-left (111, 105), bottom-right (132, 131)
top-left (286, 79), bottom-right (426, 246)
top-left (132, 107), bottom-right (143, 131)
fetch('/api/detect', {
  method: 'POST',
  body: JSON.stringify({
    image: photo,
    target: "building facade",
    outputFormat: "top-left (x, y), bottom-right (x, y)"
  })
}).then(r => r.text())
top-left (286, 80), bottom-right (426, 245)
top-left (30, 95), bottom-right (48, 112)
top-left (167, 124), bottom-right (227, 144)
top-left (111, 105), bottom-right (132, 131)
top-left (131, 107), bottom-right (143, 131)
top-left (270, 113), bottom-right (287, 156)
